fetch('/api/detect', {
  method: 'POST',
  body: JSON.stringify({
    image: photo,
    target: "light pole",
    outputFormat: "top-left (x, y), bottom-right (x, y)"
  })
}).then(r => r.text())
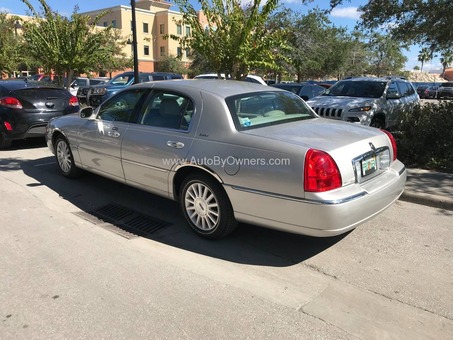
top-left (131, 0), bottom-right (139, 84)
top-left (14, 20), bottom-right (22, 38)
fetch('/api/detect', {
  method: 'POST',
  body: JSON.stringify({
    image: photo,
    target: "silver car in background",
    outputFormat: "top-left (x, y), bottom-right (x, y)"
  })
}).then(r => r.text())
top-left (46, 80), bottom-right (406, 239)
top-left (307, 77), bottom-right (419, 129)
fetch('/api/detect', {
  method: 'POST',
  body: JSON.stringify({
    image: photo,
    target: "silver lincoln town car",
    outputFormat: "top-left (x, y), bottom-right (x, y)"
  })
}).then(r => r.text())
top-left (46, 80), bottom-right (407, 239)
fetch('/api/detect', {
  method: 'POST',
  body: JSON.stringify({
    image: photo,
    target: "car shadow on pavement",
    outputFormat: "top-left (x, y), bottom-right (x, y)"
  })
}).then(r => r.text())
top-left (14, 155), bottom-right (349, 267)
top-left (8, 137), bottom-right (47, 150)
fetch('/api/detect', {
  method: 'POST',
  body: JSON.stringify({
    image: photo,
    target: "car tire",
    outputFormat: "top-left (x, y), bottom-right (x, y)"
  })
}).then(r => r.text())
top-left (0, 134), bottom-right (12, 149)
top-left (370, 116), bottom-right (385, 129)
top-left (55, 135), bottom-right (81, 178)
top-left (180, 174), bottom-right (237, 239)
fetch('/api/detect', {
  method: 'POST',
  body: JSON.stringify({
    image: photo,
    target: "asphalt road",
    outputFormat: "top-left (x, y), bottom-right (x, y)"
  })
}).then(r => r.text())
top-left (1, 138), bottom-right (452, 340)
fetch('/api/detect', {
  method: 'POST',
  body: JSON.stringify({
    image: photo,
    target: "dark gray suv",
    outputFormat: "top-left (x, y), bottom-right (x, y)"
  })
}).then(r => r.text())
top-left (436, 82), bottom-right (453, 99)
top-left (80, 71), bottom-right (183, 107)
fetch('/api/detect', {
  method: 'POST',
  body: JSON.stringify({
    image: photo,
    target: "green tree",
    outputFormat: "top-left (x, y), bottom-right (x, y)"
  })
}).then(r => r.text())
top-left (440, 50), bottom-right (453, 79)
top-left (171, 0), bottom-right (281, 79)
top-left (0, 12), bottom-right (22, 75)
top-left (329, 0), bottom-right (453, 53)
top-left (266, 9), bottom-right (355, 81)
top-left (156, 54), bottom-right (188, 74)
top-left (366, 33), bottom-right (407, 77)
top-left (20, 0), bottom-right (129, 87)
top-left (417, 48), bottom-right (431, 72)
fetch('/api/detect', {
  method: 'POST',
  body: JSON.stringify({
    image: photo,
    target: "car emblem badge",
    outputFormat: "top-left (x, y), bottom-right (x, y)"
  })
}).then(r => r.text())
top-left (369, 142), bottom-right (376, 151)
top-left (45, 101), bottom-right (55, 108)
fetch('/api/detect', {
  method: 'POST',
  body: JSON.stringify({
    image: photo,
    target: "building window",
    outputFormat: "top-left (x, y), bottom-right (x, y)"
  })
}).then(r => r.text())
top-left (176, 24), bottom-right (182, 35)
top-left (177, 47), bottom-right (182, 58)
top-left (144, 45), bottom-right (150, 56)
top-left (185, 26), bottom-right (190, 36)
top-left (160, 24), bottom-right (165, 34)
top-left (103, 21), bottom-right (108, 27)
top-left (112, 20), bottom-right (116, 28)
top-left (160, 46), bottom-right (165, 56)
top-left (143, 22), bottom-right (149, 33)
top-left (185, 48), bottom-right (190, 58)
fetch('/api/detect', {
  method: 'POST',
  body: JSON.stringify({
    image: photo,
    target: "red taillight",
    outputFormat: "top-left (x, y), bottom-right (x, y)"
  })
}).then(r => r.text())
top-left (69, 96), bottom-right (79, 106)
top-left (381, 130), bottom-right (397, 161)
top-left (0, 97), bottom-right (23, 109)
top-left (304, 149), bottom-right (342, 192)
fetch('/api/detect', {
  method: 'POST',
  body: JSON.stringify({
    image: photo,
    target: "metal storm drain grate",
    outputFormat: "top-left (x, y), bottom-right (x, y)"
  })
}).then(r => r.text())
top-left (74, 203), bottom-right (171, 239)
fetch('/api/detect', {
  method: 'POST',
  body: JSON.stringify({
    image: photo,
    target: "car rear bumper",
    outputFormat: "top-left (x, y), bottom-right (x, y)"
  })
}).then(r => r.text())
top-left (225, 161), bottom-right (407, 237)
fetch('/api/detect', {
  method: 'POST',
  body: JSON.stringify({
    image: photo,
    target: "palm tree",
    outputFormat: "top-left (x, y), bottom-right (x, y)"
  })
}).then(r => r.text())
top-left (440, 50), bottom-right (453, 79)
top-left (417, 48), bottom-right (431, 72)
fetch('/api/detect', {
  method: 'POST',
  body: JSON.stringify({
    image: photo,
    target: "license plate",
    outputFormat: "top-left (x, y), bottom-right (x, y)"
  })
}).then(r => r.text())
top-left (361, 155), bottom-right (377, 177)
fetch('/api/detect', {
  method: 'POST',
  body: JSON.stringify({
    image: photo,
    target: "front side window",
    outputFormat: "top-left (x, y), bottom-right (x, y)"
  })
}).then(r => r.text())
top-left (110, 74), bottom-right (133, 85)
top-left (226, 91), bottom-right (315, 130)
top-left (386, 82), bottom-right (400, 98)
top-left (98, 89), bottom-right (149, 123)
top-left (139, 91), bottom-right (194, 130)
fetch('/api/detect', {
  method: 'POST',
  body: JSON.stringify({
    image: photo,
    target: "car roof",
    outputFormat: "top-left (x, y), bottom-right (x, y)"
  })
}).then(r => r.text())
top-left (0, 80), bottom-right (60, 91)
top-left (133, 79), bottom-right (284, 98)
top-left (339, 77), bottom-right (401, 83)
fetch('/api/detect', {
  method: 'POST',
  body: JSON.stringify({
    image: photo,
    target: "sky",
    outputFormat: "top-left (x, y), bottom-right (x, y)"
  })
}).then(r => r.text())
top-left (1, 0), bottom-right (439, 73)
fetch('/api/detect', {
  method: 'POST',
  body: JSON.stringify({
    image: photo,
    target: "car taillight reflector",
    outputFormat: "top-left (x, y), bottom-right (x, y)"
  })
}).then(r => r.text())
top-left (0, 97), bottom-right (23, 109)
top-left (304, 149), bottom-right (342, 192)
top-left (381, 130), bottom-right (397, 161)
top-left (69, 96), bottom-right (79, 106)
top-left (3, 121), bottom-right (12, 131)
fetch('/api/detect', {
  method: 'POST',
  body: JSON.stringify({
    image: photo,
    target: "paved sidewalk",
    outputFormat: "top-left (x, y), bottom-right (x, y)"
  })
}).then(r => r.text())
top-left (400, 168), bottom-right (453, 210)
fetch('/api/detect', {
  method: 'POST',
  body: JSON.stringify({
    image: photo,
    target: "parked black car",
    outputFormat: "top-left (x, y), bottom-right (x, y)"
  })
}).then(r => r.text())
top-left (270, 82), bottom-right (327, 100)
top-left (416, 85), bottom-right (438, 99)
top-left (0, 80), bottom-right (79, 149)
top-left (82, 71), bottom-right (183, 107)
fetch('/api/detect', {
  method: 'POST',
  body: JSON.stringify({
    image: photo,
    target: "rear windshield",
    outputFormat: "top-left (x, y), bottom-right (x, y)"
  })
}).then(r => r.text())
top-left (225, 91), bottom-right (315, 130)
top-left (15, 88), bottom-right (67, 98)
top-left (323, 80), bottom-right (387, 98)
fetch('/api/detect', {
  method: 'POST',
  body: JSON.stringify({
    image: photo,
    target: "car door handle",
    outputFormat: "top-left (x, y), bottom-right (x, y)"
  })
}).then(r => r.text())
top-left (108, 126), bottom-right (120, 138)
top-left (166, 141), bottom-right (184, 149)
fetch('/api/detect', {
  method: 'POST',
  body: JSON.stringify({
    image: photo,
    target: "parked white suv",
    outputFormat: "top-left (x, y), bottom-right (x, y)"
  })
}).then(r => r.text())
top-left (306, 77), bottom-right (419, 129)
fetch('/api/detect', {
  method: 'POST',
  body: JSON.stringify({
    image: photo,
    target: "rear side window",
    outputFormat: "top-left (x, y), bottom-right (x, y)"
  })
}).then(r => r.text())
top-left (139, 91), bottom-right (194, 130)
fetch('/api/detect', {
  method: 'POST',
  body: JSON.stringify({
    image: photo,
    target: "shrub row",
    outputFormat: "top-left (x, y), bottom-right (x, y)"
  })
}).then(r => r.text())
top-left (395, 100), bottom-right (453, 173)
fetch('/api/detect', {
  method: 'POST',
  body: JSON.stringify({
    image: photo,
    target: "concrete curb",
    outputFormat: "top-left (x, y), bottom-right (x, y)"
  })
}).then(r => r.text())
top-left (399, 191), bottom-right (453, 211)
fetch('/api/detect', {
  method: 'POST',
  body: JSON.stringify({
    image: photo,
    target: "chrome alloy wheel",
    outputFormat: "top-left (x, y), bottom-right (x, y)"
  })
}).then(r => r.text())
top-left (184, 182), bottom-right (220, 231)
top-left (56, 139), bottom-right (72, 173)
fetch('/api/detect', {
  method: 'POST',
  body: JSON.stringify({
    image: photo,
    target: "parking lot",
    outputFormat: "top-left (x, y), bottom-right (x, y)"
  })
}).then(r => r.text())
top-left (0, 139), bottom-right (452, 339)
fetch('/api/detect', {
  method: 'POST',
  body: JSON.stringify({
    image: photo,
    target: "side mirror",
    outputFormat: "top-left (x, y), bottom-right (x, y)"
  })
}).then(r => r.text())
top-left (80, 106), bottom-right (94, 118)
top-left (300, 95), bottom-right (309, 101)
top-left (387, 91), bottom-right (400, 99)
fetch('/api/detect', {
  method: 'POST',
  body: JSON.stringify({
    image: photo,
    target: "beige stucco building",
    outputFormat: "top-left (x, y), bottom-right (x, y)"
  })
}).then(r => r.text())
top-left (81, 0), bottom-right (192, 76)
